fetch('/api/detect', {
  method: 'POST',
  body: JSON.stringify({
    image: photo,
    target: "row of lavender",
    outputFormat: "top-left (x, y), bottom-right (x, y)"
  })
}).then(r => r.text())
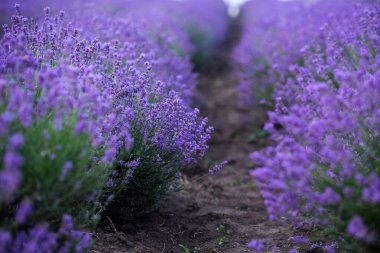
top-left (234, 0), bottom-right (380, 252)
top-left (0, 0), bottom-right (230, 67)
top-left (0, 1), bottom-right (229, 252)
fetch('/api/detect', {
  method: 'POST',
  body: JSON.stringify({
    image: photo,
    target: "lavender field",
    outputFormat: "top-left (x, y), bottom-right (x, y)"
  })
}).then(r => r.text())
top-left (0, 0), bottom-right (379, 252)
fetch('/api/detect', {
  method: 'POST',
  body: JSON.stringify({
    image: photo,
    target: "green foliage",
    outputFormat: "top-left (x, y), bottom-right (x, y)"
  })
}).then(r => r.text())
top-left (313, 132), bottom-right (380, 252)
top-left (0, 115), bottom-right (109, 229)
top-left (179, 244), bottom-right (201, 253)
top-left (179, 244), bottom-right (191, 253)
top-left (187, 24), bottom-right (213, 66)
top-left (217, 236), bottom-right (228, 245)
top-left (248, 130), bottom-right (268, 143)
top-left (104, 120), bottom-right (183, 221)
top-left (216, 224), bottom-right (230, 246)
top-left (216, 224), bottom-right (225, 233)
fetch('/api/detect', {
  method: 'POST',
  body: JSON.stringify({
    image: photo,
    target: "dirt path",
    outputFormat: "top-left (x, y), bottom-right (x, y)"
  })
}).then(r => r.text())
top-left (93, 24), bottom-right (293, 253)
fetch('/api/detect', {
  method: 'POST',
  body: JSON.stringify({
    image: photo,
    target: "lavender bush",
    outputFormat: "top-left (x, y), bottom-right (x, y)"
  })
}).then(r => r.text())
top-left (69, 7), bottom-right (212, 218)
top-left (237, 0), bottom-right (380, 251)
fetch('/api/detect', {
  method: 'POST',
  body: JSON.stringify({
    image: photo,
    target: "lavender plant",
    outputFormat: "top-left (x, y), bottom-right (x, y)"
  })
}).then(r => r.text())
top-left (68, 7), bottom-right (213, 218)
top-left (238, 0), bottom-right (380, 251)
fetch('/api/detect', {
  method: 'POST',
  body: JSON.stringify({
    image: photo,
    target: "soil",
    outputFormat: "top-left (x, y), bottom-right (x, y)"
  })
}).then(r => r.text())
top-left (92, 22), bottom-right (296, 253)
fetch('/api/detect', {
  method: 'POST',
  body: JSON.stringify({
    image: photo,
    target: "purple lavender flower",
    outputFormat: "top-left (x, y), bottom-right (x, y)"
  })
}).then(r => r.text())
top-left (362, 173), bottom-right (380, 204)
top-left (322, 244), bottom-right (336, 253)
top-left (106, 179), bottom-right (115, 188)
top-left (3, 151), bottom-right (23, 170)
top-left (319, 188), bottom-right (341, 206)
top-left (246, 239), bottom-right (267, 252)
top-left (209, 160), bottom-right (228, 175)
top-left (0, 168), bottom-right (21, 202)
top-left (0, 230), bottom-right (11, 252)
top-left (9, 133), bottom-right (24, 150)
top-left (347, 216), bottom-right (368, 241)
top-left (126, 158), bottom-right (140, 169)
top-left (15, 199), bottom-right (33, 225)
top-left (59, 162), bottom-right (74, 181)
top-left (288, 236), bottom-right (308, 246)
top-left (58, 215), bottom-right (74, 237)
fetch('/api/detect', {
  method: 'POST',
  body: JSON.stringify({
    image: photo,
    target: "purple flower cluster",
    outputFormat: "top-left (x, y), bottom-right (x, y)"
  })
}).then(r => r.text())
top-left (209, 160), bottom-right (228, 175)
top-left (94, 0), bottom-right (230, 63)
top-left (0, 5), bottom-right (125, 252)
top-left (0, 1), bottom-right (219, 251)
top-left (233, 0), bottom-right (354, 105)
top-left (0, 215), bottom-right (91, 253)
top-left (246, 239), bottom-right (274, 253)
top-left (1, 0), bottom-right (230, 65)
top-left (71, 8), bottom-right (197, 104)
top-left (238, 0), bottom-right (380, 250)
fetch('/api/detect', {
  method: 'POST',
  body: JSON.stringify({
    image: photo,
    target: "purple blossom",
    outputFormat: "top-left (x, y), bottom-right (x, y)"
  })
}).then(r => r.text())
top-left (209, 160), bottom-right (228, 175)
top-left (319, 188), bottom-right (341, 206)
top-left (59, 162), bottom-right (74, 181)
top-left (362, 173), bottom-right (380, 204)
top-left (288, 236), bottom-right (308, 246)
top-left (347, 216), bottom-right (368, 241)
top-left (9, 133), bottom-right (24, 150)
top-left (0, 168), bottom-right (21, 202)
top-left (15, 199), bottom-right (33, 225)
top-left (322, 244), bottom-right (336, 253)
top-left (58, 215), bottom-right (74, 236)
top-left (246, 239), bottom-right (267, 252)
top-left (126, 158), bottom-right (140, 169)
top-left (0, 230), bottom-right (11, 252)
top-left (3, 151), bottom-right (23, 170)
top-left (106, 179), bottom-right (115, 188)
